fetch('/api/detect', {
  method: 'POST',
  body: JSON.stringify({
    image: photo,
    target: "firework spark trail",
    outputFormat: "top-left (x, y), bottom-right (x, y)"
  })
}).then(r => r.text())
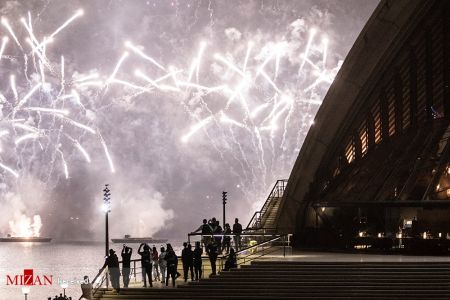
top-left (300, 28), bottom-right (317, 71)
top-left (1, 18), bottom-right (23, 51)
top-left (0, 36), bottom-right (8, 61)
top-left (243, 41), bottom-right (253, 73)
top-left (322, 37), bottom-right (328, 67)
top-left (47, 9), bottom-right (84, 42)
top-left (196, 41), bottom-right (206, 83)
top-left (0, 162), bottom-right (19, 178)
top-left (14, 83), bottom-right (42, 113)
top-left (15, 133), bottom-right (40, 145)
top-left (107, 52), bottom-right (129, 83)
top-left (99, 134), bottom-right (115, 173)
top-left (56, 148), bottom-right (69, 179)
top-left (10, 75), bottom-right (18, 102)
top-left (0, 9), bottom-right (118, 183)
top-left (125, 41), bottom-right (165, 71)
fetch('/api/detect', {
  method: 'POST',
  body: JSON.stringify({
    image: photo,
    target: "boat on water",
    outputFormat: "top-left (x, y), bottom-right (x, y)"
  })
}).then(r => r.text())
top-left (0, 234), bottom-right (52, 242)
top-left (111, 234), bottom-right (168, 244)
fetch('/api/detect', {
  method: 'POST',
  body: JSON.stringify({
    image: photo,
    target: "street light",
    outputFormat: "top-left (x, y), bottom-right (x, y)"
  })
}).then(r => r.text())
top-left (102, 184), bottom-right (111, 289)
top-left (222, 191), bottom-right (227, 229)
top-left (60, 282), bottom-right (68, 297)
top-left (21, 287), bottom-right (30, 300)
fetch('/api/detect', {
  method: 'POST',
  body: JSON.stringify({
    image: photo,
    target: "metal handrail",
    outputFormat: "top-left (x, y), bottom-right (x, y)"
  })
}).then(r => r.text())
top-left (246, 179), bottom-right (288, 230)
top-left (218, 234), bottom-right (291, 271)
top-left (83, 234), bottom-right (291, 299)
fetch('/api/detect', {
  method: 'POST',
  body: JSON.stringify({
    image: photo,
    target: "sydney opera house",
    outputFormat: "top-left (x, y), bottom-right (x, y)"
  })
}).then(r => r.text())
top-left (272, 0), bottom-right (450, 252)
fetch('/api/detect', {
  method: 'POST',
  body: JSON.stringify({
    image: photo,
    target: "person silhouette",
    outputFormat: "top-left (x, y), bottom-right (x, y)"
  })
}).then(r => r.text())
top-left (158, 246), bottom-right (167, 283)
top-left (164, 243), bottom-right (178, 287)
top-left (233, 218), bottom-right (243, 250)
top-left (222, 223), bottom-right (232, 254)
top-left (138, 243), bottom-right (153, 287)
top-left (182, 243), bottom-right (194, 282)
top-left (224, 248), bottom-right (237, 271)
top-left (195, 219), bottom-right (213, 248)
top-left (101, 249), bottom-right (121, 293)
top-left (193, 241), bottom-right (203, 281)
top-left (151, 246), bottom-right (160, 281)
top-left (206, 241), bottom-right (218, 276)
top-left (121, 245), bottom-right (132, 288)
top-left (79, 275), bottom-right (93, 300)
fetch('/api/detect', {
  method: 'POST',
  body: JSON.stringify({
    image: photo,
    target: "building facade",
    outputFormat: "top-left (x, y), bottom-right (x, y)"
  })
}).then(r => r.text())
top-left (276, 0), bottom-right (450, 251)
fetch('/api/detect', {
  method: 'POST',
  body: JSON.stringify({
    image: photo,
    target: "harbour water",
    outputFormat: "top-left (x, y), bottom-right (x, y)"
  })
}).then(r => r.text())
top-left (0, 240), bottom-right (184, 299)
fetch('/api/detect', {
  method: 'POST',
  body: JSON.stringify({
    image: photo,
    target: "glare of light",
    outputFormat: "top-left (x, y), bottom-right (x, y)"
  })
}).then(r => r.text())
top-left (21, 286), bottom-right (30, 295)
top-left (101, 203), bottom-right (109, 213)
top-left (60, 283), bottom-right (69, 289)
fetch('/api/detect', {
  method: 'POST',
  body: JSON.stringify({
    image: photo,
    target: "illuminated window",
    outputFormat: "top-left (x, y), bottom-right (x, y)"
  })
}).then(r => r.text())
top-left (372, 105), bottom-right (382, 144)
top-left (359, 123), bottom-right (368, 156)
top-left (345, 139), bottom-right (355, 164)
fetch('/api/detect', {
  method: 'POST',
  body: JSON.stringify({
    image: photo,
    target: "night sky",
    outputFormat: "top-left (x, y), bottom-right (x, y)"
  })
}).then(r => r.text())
top-left (0, 0), bottom-right (378, 240)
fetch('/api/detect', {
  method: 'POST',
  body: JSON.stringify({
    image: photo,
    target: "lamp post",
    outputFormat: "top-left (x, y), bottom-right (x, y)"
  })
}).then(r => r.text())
top-left (21, 287), bottom-right (30, 300)
top-left (102, 184), bottom-right (111, 288)
top-left (222, 191), bottom-right (227, 229)
top-left (60, 282), bottom-right (68, 297)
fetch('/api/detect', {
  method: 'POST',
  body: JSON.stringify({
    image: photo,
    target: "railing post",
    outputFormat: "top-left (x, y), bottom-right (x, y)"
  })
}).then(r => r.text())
top-left (283, 235), bottom-right (286, 257)
top-left (134, 261), bottom-right (136, 282)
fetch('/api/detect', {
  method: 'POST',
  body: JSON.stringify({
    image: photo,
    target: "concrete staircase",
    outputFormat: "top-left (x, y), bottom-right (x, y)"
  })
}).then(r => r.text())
top-left (95, 260), bottom-right (450, 299)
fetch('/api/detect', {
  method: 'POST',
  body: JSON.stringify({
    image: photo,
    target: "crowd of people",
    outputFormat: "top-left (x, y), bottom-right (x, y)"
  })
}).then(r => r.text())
top-left (78, 218), bottom-right (243, 297)
top-left (193, 217), bottom-right (242, 276)
top-left (48, 295), bottom-right (72, 300)
top-left (195, 217), bottom-right (243, 254)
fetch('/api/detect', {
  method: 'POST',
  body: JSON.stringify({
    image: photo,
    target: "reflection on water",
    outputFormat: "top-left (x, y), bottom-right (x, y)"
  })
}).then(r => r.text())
top-left (0, 240), bottom-right (183, 299)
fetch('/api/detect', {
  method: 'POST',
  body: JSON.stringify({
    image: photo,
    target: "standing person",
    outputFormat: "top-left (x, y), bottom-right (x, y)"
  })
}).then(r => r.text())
top-left (233, 218), bottom-right (243, 250)
top-left (222, 223), bottom-right (232, 254)
top-left (214, 220), bottom-right (223, 253)
top-left (151, 246), bottom-right (160, 282)
top-left (193, 241), bottom-right (203, 281)
top-left (138, 243), bottom-right (153, 287)
top-left (195, 219), bottom-right (212, 249)
top-left (158, 246), bottom-right (167, 283)
top-left (121, 245), bottom-right (132, 288)
top-left (164, 243), bottom-right (178, 287)
top-left (79, 276), bottom-right (93, 300)
top-left (101, 249), bottom-right (121, 293)
top-left (206, 241), bottom-right (218, 277)
top-left (181, 243), bottom-right (194, 282)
